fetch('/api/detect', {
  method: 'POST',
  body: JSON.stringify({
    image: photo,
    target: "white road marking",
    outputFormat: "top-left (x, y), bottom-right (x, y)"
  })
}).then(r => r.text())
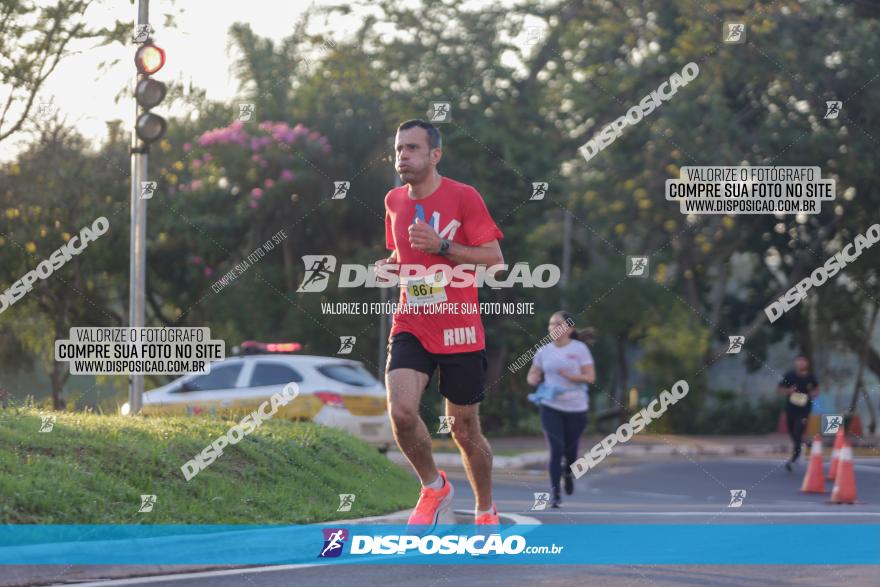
top-left (46, 564), bottom-right (327, 587)
top-left (529, 511), bottom-right (880, 516)
top-left (451, 509), bottom-right (542, 525)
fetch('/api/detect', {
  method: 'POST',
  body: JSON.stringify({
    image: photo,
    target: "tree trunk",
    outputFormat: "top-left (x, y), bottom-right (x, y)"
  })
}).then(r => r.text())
top-left (282, 236), bottom-right (296, 292)
top-left (49, 363), bottom-right (69, 410)
top-left (849, 303), bottom-right (879, 434)
top-left (799, 306), bottom-right (814, 363)
top-left (616, 333), bottom-right (628, 424)
top-left (50, 296), bottom-right (71, 410)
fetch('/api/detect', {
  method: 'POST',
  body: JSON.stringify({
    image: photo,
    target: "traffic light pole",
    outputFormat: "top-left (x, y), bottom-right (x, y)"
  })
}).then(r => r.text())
top-left (127, 0), bottom-right (150, 415)
top-left (128, 150), bottom-right (147, 415)
top-left (377, 164), bottom-right (402, 379)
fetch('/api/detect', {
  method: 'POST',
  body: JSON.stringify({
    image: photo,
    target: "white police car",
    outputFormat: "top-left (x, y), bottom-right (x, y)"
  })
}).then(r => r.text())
top-left (125, 341), bottom-right (393, 452)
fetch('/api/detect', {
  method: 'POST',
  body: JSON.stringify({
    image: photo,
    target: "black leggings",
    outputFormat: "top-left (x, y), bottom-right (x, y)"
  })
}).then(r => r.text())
top-left (786, 409), bottom-right (810, 461)
top-left (539, 405), bottom-right (588, 493)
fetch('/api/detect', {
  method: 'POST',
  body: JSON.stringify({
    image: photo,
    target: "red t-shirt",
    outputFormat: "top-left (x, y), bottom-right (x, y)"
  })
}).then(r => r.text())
top-left (385, 176), bottom-right (503, 353)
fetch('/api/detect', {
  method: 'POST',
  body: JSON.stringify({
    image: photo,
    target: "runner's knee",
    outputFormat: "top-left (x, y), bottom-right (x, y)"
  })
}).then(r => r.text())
top-left (386, 369), bottom-right (427, 428)
top-left (449, 414), bottom-right (479, 444)
top-left (388, 402), bottom-right (420, 429)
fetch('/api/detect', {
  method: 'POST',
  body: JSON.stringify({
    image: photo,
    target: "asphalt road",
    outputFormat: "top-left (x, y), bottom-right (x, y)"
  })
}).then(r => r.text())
top-left (29, 456), bottom-right (880, 587)
top-left (493, 455), bottom-right (880, 524)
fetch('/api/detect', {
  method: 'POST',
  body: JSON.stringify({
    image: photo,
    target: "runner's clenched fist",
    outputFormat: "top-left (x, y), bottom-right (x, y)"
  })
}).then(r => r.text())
top-left (408, 217), bottom-right (442, 254)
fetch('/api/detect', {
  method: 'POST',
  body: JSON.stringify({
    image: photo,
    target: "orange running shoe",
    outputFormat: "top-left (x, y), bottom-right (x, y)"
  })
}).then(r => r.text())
top-left (474, 502), bottom-right (500, 526)
top-left (407, 470), bottom-right (454, 530)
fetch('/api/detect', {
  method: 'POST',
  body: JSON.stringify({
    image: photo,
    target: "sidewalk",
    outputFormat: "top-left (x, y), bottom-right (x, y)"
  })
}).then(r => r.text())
top-left (388, 434), bottom-right (877, 471)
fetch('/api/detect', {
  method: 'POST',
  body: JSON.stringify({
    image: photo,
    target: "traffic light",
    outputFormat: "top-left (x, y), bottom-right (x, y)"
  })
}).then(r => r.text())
top-left (134, 41), bottom-right (167, 144)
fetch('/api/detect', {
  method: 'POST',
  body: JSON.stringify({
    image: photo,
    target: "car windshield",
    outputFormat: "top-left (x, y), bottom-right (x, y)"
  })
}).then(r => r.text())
top-left (316, 363), bottom-right (378, 387)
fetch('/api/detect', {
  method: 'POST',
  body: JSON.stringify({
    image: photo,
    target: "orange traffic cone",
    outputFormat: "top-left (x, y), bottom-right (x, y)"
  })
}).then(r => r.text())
top-left (829, 443), bottom-right (858, 504)
top-left (827, 428), bottom-right (844, 481)
top-left (848, 415), bottom-right (864, 437)
top-left (800, 435), bottom-right (826, 494)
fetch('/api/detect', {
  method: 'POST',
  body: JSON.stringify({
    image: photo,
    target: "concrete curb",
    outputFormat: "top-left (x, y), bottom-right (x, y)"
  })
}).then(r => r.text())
top-left (387, 444), bottom-right (792, 470)
top-left (341, 507), bottom-right (534, 526)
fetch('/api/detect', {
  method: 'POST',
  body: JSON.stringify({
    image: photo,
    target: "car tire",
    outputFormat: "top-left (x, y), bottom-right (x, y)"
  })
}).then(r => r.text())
top-left (378, 446), bottom-right (389, 455)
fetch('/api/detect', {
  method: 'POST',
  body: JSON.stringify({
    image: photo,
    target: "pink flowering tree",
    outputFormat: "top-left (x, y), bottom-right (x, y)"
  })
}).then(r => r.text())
top-left (159, 120), bottom-right (332, 294)
top-left (182, 120), bottom-right (330, 210)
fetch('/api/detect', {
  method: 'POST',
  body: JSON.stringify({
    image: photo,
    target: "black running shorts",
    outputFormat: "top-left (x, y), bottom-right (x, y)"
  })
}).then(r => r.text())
top-left (386, 331), bottom-right (488, 405)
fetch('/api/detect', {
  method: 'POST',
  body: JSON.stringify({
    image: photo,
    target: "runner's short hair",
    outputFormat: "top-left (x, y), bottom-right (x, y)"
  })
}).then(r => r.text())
top-left (397, 119), bottom-right (442, 149)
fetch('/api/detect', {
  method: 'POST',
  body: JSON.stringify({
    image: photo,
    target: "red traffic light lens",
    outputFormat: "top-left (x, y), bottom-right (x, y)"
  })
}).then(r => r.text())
top-left (135, 43), bottom-right (165, 74)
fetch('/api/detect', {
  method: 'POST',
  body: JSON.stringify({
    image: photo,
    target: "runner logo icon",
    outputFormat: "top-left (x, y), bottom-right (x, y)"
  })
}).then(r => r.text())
top-left (728, 490), bottom-right (746, 508)
top-left (133, 23), bottom-right (150, 43)
top-left (35, 101), bottom-right (58, 121)
top-left (238, 103), bottom-right (255, 121)
top-left (337, 336), bottom-right (356, 355)
top-left (525, 26), bottom-right (542, 46)
top-left (724, 23), bottom-right (745, 43)
top-left (627, 256), bottom-right (649, 277)
top-left (39, 415), bottom-right (56, 433)
top-left (429, 101), bottom-right (451, 123)
top-left (337, 494), bottom-right (355, 512)
top-left (530, 182), bottom-right (548, 200)
top-left (297, 255), bottom-right (337, 292)
top-left (726, 336), bottom-right (745, 354)
top-left (824, 101), bottom-right (842, 120)
top-left (319, 528), bottom-right (349, 558)
top-left (332, 181), bottom-right (350, 199)
top-left (822, 414), bottom-right (843, 435)
top-left (140, 181), bottom-right (157, 200)
top-left (531, 492), bottom-right (550, 511)
top-left (139, 494), bottom-right (157, 513)
top-left (437, 416), bottom-right (454, 434)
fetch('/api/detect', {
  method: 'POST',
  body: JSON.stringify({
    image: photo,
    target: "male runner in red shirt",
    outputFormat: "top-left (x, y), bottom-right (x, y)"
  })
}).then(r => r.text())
top-left (377, 119), bottom-right (504, 529)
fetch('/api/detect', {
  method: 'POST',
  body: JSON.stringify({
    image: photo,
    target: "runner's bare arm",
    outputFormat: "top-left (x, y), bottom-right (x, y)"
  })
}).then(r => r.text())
top-left (444, 239), bottom-right (503, 268)
top-left (377, 250), bottom-right (399, 264)
top-left (559, 364), bottom-right (596, 384)
top-left (374, 252), bottom-right (399, 283)
top-left (526, 363), bottom-right (543, 386)
top-left (408, 219), bottom-right (503, 266)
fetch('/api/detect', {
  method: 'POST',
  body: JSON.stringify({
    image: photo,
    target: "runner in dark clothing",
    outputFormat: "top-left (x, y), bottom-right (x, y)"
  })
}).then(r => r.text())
top-left (777, 355), bottom-right (820, 471)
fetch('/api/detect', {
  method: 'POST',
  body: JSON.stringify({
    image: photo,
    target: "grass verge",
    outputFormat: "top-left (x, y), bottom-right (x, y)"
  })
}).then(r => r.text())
top-left (0, 407), bottom-right (418, 524)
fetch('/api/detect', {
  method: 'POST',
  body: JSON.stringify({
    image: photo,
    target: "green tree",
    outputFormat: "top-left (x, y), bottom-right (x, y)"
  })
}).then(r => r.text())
top-left (0, 121), bottom-right (128, 408)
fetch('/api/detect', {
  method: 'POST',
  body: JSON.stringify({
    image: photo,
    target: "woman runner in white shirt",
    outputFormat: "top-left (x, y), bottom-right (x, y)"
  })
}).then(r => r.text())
top-left (526, 311), bottom-right (596, 508)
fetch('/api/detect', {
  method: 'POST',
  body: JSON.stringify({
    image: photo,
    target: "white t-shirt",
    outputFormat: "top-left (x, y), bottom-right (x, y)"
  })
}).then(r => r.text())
top-left (532, 339), bottom-right (593, 413)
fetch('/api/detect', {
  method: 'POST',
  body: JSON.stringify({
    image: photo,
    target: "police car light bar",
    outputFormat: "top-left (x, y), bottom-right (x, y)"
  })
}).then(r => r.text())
top-left (238, 341), bottom-right (302, 354)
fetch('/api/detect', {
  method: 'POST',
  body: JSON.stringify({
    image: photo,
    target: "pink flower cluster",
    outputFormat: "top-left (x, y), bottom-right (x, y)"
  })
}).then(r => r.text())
top-left (256, 121), bottom-right (331, 153)
top-left (184, 119), bottom-right (330, 209)
top-left (195, 120), bottom-right (331, 153)
top-left (197, 120), bottom-right (249, 148)
top-left (188, 255), bottom-right (213, 277)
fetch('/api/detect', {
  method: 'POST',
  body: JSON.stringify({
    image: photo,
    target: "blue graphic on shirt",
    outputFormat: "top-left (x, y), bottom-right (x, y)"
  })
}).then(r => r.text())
top-left (413, 204), bottom-right (426, 225)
